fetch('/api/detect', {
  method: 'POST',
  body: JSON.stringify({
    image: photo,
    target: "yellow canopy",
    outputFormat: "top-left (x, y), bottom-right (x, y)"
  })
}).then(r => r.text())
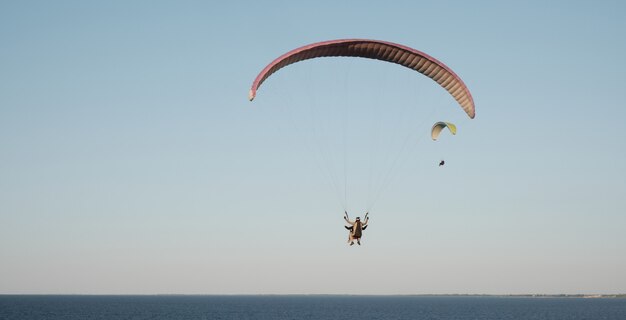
top-left (431, 122), bottom-right (457, 141)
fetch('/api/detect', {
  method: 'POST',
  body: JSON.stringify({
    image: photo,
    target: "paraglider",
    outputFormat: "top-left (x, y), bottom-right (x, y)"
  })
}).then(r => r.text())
top-left (432, 122), bottom-right (457, 167)
top-left (344, 211), bottom-right (369, 246)
top-left (248, 39), bottom-right (475, 244)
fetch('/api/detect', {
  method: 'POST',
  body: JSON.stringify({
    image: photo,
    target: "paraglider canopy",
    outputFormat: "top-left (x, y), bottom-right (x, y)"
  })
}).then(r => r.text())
top-left (249, 39), bottom-right (475, 119)
top-left (431, 122), bottom-right (457, 141)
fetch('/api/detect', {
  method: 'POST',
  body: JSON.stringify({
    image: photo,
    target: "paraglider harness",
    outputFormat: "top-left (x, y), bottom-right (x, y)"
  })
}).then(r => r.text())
top-left (344, 212), bottom-right (368, 234)
top-left (344, 225), bottom-right (368, 232)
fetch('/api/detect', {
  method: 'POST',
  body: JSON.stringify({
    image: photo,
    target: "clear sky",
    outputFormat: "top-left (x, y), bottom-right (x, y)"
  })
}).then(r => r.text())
top-left (1, 0), bottom-right (625, 294)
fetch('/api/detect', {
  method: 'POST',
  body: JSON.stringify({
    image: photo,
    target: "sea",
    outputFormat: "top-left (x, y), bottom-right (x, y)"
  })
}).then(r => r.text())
top-left (1, 295), bottom-right (625, 320)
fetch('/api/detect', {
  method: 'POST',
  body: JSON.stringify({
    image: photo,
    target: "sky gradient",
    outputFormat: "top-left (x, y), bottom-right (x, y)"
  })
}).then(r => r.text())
top-left (1, 0), bottom-right (625, 294)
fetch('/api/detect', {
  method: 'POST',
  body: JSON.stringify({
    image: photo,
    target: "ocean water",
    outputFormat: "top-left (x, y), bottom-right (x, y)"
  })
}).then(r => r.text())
top-left (1, 295), bottom-right (625, 320)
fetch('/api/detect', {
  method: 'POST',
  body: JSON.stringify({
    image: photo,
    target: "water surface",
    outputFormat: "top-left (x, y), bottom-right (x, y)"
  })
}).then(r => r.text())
top-left (1, 295), bottom-right (625, 320)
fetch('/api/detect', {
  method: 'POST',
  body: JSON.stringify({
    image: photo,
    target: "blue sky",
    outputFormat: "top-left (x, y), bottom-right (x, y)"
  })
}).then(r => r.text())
top-left (1, 0), bottom-right (625, 294)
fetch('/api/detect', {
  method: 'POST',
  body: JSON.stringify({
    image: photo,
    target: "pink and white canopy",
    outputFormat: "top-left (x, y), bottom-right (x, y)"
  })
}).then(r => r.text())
top-left (249, 39), bottom-right (475, 119)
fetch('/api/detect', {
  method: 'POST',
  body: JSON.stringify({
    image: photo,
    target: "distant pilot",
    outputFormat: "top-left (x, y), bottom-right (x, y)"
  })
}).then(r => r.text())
top-left (439, 160), bottom-right (445, 167)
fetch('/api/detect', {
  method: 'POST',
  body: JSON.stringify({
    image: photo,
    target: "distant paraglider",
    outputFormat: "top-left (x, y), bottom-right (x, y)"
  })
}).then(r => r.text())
top-left (432, 122), bottom-right (457, 167)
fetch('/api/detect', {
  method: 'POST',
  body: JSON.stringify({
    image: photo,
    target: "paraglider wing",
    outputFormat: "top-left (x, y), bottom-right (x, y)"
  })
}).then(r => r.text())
top-left (431, 121), bottom-right (457, 141)
top-left (249, 39), bottom-right (475, 119)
